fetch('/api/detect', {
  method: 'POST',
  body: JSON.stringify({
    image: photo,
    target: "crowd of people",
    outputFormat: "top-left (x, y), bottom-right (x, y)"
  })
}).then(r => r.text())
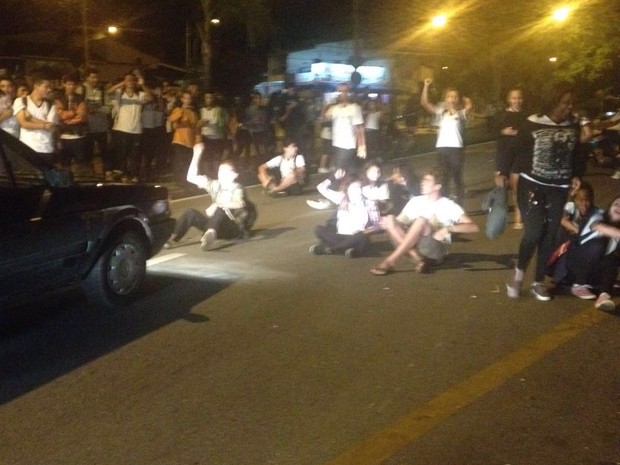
top-left (1, 67), bottom-right (618, 312)
top-left (0, 67), bottom-right (327, 184)
top-left (0, 68), bottom-right (438, 186)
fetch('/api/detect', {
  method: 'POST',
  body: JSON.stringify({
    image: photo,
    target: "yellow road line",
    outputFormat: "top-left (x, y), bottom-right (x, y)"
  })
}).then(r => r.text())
top-left (326, 307), bottom-right (609, 465)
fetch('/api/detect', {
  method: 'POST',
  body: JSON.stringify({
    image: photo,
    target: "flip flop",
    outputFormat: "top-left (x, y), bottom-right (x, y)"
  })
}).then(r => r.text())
top-left (414, 260), bottom-right (428, 273)
top-left (370, 266), bottom-right (393, 276)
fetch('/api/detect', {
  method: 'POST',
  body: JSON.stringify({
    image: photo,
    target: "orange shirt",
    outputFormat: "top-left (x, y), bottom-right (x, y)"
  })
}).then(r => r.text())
top-left (169, 107), bottom-right (199, 147)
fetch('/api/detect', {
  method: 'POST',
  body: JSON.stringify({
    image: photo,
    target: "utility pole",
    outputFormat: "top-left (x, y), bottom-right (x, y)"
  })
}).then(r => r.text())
top-left (350, 0), bottom-right (362, 87)
top-left (82, 0), bottom-right (90, 67)
top-left (198, 0), bottom-right (213, 87)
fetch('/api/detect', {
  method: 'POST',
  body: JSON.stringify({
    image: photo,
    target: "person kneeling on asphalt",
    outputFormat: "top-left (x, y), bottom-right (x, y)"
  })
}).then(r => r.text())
top-left (165, 143), bottom-right (256, 251)
top-left (257, 139), bottom-right (306, 197)
top-left (370, 167), bottom-right (479, 275)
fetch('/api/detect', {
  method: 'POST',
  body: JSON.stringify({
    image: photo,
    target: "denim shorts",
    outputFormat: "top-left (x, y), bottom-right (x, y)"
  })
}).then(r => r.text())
top-left (417, 235), bottom-right (449, 261)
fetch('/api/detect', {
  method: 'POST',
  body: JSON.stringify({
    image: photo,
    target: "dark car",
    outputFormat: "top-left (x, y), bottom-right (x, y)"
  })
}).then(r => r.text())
top-left (0, 130), bottom-right (175, 309)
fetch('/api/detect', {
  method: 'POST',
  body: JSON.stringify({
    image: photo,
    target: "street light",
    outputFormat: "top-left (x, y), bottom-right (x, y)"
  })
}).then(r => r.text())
top-left (552, 6), bottom-right (571, 22)
top-left (107, 25), bottom-right (119, 34)
top-left (431, 14), bottom-right (447, 28)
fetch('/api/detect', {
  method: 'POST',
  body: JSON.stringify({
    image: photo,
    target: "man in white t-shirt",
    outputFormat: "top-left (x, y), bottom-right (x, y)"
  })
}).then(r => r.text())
top-left (257, 139), bottom-right (306, 196)
top-left (370, 167), bottom-right (479, 275)
top-left (106, 72), bottom-right (152, 182)
top-left (13, 73), bottom-right (58, 161)
top-left (420, 78), bottom-right (472, 206)
top-left (324, 84), bottom-right (366, 173)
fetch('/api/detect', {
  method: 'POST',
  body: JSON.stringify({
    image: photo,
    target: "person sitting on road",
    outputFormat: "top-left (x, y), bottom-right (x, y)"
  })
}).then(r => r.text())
top-left (165, 143), bottom-right (256, 251)
top-left (309, 169), bottom-right (378, 258)
top-left (547, 182), bottom-right (605, 299)
top-left (360, 160), bottom-right (390, 231)
top-left (257, 139), bottom-right (306, 196)
top-left (385, 163), bottom-right (419, 216)
top-left (591, 195), bottom-right (620, 312)
top-left (370, 167), bottom-right (479, 275)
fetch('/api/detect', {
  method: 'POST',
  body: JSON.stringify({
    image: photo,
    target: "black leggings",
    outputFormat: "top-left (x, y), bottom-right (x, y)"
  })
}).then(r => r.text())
top-left (314, 224), bottom-right (369, 254)
top-left (599, 249), bottom-right (620, 295)
top-left (173, 208), bottom-right (240, 241)
top-left (516, 177), bottom-right (568, 282)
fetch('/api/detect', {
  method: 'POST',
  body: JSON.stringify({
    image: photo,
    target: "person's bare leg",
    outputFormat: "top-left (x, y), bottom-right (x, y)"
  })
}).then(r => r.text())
top-left (509, 172), bottom-right (522, 226)
top-left (258, 170), bottom-right (274, 189)
top-left (383, 216), bottom-right (429, 262)
top-left (375, 217), bottom-right (429, 270)
top-left (270, 173), bottom-right (298, 192)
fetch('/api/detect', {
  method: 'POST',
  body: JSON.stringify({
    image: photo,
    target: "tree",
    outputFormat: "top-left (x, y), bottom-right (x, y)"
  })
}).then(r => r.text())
top-left (194, 0), bottom-right (273, 88)
top-left (365, 0), bottom-right (620, 102)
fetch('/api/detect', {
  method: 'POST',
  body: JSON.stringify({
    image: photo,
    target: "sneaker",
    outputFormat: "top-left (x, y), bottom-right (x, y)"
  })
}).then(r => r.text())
top-left (163, 241), bottom-right (174, 249)
top-left (594, 292), bottom-right (616, 312)
top-left (268, 190), bottom-right (287, 198)
top-left (531, 282), bottom-right (552, 301)
top-left (611, 170), bottom-right (620, 180)
top-left (506, 269), bottom-right (523, 298)
top-left (344, 248), bottom-right (357, 258)
top-left (570, 284), bottom-right (596, 300)
top-left (506, 280), bottom-right (521, 298)
top-left (306, 199), bottom-right (333, 210)
top-left (309, 244), bottom-right (332, 255)
top-left (200, 229), bottom-right (217, 251)
top-left (309, 244), bottom-right (324, 255)
top-left (317, 167), bottom-right (330, 174)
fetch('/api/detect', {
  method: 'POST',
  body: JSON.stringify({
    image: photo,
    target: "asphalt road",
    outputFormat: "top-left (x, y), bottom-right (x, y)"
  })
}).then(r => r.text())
top-left (1, 142), bottom-right (619, 465)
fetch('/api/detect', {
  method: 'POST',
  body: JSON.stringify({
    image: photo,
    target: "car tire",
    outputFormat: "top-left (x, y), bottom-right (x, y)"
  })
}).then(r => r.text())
top-left (82, 230), bottom-right (147, 309)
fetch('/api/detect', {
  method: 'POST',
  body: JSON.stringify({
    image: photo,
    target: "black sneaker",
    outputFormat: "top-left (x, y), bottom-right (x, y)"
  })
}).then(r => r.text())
top-left (309, 244), bottom-right (325, 255)
top-left (344, 248), bottom-right (357, 258)
top-left (531, 282), bottom-right (551, 301)
top-left (309, 244), bottom-right (332, 255)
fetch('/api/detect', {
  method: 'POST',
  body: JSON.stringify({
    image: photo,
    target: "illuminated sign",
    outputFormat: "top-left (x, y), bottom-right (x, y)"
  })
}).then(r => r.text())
top-left (295, 62), bottom-right (387, 86)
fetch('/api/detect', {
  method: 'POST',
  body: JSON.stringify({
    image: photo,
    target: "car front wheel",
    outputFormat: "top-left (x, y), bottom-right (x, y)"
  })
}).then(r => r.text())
top-left (82, 231), bottom-right (147, 309)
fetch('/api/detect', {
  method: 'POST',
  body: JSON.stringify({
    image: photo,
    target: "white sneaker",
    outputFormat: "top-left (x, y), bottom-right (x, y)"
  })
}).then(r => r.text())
top-left (306, 199), bottom-right (333, 210)
top-left (318, 167), bottom-right (330, 174)
top-left (611, 170), bottom-right (620, 180)
top-left (200, 229), bottom-right (217, 251)
top-left (506, 268), bottom-right (523, 298)
top-left (595, 292), bottom-right (616, 312)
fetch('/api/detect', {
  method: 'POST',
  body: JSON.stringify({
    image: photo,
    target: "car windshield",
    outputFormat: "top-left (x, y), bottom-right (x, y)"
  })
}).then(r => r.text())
top-left (0, 134), bottom-right (46, 187)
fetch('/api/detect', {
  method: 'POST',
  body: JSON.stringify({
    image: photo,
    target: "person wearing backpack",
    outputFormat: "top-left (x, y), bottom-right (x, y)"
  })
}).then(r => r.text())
top-left (164, 143), bottom-right (256, 250)
top-left (257, 139), bottom-right (306, 196)
top-left (13, 72), bottom-right (58, 162)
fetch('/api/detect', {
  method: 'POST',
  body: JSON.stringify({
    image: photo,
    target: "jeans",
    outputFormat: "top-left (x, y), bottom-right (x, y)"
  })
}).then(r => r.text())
top-left (516, 177), bottom-right (568, 282)
top-left (112, 130), bottom-right (141, 177)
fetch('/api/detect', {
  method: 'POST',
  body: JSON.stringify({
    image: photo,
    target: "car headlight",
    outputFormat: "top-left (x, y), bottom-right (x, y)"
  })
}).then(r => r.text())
top-left (151, 199), bottom-right (170, 216)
